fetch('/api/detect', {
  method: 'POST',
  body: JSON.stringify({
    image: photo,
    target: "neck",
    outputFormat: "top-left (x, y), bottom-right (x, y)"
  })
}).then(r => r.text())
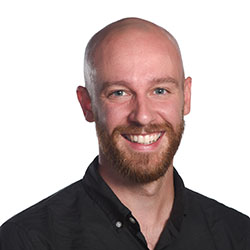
top-left (98, 155), bottom-right (175, 249)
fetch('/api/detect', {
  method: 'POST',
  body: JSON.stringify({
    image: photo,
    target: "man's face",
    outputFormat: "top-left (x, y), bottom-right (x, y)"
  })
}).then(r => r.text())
top-left (84, 29), bottom-right (191, 183)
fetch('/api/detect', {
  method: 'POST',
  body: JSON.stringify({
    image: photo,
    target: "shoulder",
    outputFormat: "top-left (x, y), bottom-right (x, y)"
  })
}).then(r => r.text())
top-left (186, 188), bottom-right (250, 222)
top-left (3, 179), bottom-right (85, 224)
top-left (0, 179), bottom-right (87, 248)
top-left (185, 188), bottom-right (250, 247)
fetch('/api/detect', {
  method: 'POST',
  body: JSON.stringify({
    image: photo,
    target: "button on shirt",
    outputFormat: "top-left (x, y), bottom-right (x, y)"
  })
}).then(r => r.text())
top-left (1, 157), bottom-right (250, 249)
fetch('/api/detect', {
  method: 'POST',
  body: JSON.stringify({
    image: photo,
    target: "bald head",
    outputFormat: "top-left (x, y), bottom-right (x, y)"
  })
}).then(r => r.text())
top-left (84, 18), bottom-right (185, 96)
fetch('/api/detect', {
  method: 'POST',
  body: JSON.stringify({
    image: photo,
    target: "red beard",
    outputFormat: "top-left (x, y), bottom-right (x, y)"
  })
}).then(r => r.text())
top-left (96, 120), bottom-right (184, 184)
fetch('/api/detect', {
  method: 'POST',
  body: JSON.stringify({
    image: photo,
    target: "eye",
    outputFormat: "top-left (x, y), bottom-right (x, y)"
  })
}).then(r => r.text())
top-left (154, 88), bottom-right (167, 95)
top-left (109, 90), bottom-right (127, 97)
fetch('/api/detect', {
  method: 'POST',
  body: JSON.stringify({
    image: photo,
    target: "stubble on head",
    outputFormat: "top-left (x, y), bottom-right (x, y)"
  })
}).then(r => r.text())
top-left (84, 17), bottom-right (185, 97)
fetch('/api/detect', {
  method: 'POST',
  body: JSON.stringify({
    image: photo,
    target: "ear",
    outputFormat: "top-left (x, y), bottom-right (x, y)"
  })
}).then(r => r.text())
top-left (183, 77), bottom-right (192, 115)
top-left (76, 86), bottom-right (95, 122)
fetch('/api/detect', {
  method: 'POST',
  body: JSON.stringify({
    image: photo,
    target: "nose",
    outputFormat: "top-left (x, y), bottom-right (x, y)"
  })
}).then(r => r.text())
top-left (128, 96), bottom-right (155, 126)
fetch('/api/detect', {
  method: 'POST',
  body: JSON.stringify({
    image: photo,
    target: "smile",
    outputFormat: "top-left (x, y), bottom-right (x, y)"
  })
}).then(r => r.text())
top-left (123, 132), bottom-right (163, 145)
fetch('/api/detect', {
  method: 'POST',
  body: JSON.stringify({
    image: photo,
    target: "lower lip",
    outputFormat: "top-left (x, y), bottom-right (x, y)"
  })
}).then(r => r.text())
top-left (122, 133), bottom-right (165, 152)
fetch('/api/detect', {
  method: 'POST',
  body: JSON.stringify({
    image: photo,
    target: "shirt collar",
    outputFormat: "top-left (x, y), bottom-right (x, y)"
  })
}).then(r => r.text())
top-left (82, 156), bottom-right (187, 234)
top-left (82, 156), bottom-right (131, 226)
top-left (171, 167), bottom-right (187, 232)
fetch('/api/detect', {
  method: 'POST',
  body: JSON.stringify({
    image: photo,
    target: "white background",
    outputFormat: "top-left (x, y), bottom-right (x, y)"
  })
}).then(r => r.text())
top-left (0, 0), bottom-right (250, 225)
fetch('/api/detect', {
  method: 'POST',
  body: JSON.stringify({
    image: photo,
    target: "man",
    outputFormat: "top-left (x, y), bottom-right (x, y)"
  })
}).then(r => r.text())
top-left (0, 17), bottom-right (249, 250)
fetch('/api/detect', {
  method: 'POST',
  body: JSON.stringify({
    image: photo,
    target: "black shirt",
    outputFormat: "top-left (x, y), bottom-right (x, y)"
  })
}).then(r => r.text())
top-left (1, 157), bottom-right (250, 249)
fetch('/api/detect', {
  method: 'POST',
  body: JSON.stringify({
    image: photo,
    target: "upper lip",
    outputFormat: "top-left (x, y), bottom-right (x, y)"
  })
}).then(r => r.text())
top-left (122, 131), bottom-right (164, 136)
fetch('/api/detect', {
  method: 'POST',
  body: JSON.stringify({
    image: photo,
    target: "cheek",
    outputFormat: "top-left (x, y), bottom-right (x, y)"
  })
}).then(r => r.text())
top-left (96, 102), bottom-right (128, 134)
top-left (156, 100), bottom-right (183, 126)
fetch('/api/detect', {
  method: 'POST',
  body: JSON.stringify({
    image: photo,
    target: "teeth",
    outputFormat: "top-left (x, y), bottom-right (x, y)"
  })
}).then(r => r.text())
top-left (126, 133), bottom-right (162, 145)
top-left (138, 135), bottom-right (144, 143)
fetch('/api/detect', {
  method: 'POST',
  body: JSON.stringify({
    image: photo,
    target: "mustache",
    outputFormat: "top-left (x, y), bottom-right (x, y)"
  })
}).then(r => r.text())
top-left (112, 122), bottom-right (174, 135)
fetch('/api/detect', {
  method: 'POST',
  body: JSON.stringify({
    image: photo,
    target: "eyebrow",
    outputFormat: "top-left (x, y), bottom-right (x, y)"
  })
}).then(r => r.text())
top-left (100, 81), bottom-right (129, 93)
top-left (150, 77), bottom-right (179, 86)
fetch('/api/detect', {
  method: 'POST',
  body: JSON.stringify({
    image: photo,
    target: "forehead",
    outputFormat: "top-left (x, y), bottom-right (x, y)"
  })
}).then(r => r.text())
top-left (92, 28), bottom-right (183, 85)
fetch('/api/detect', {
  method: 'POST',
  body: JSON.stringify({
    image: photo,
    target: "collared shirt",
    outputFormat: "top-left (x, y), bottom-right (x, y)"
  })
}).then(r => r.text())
top-left (0, 157), bottom-right (250, 249)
